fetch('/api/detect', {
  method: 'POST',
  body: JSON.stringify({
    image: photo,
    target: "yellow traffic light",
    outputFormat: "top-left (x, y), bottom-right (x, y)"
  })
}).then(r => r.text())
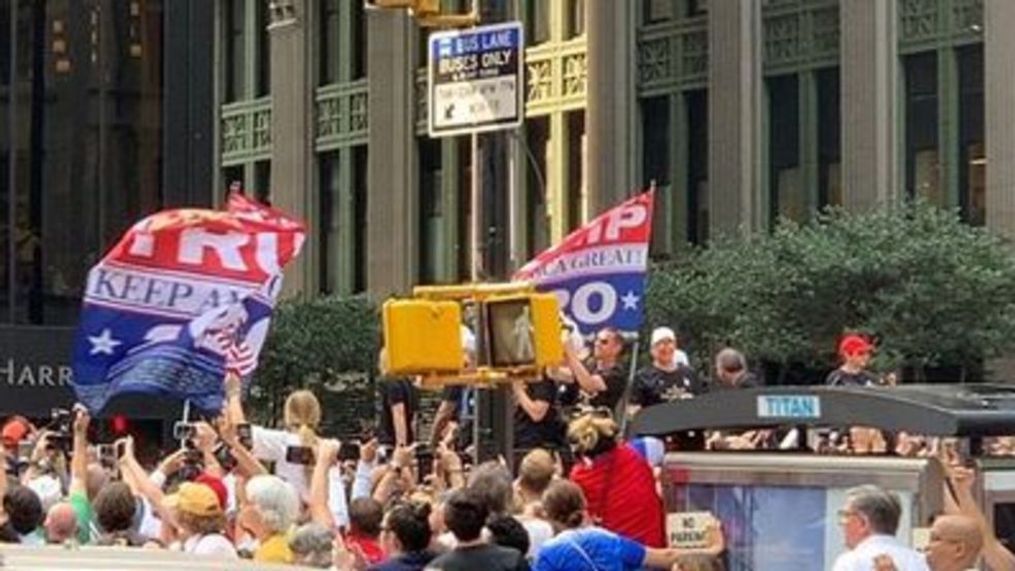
top-left (366, 0), bottom-right (478, 28)
top-left (412, 0), bottom-right (440, 17)
top-left (382, 299), bottom-right (463, 375)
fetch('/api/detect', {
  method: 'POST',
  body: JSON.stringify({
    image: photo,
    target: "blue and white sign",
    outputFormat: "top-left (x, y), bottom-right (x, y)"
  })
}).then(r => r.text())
top-left (428, 21), bottom-right (524, 137)
top-left (757, 395), bottom-right (823, 419)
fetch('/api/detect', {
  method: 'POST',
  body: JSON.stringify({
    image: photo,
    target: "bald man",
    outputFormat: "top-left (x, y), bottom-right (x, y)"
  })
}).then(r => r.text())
top-left (44, 502), bottom-right (79, 545)
top-left (925, 515), bottom-right (982, 571)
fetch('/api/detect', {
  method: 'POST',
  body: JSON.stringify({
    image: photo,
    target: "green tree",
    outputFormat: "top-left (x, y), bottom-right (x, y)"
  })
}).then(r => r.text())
top-left (251, 294), bottom-right (379, 431)
top-left (646, 202), bottom-right (1015, 383)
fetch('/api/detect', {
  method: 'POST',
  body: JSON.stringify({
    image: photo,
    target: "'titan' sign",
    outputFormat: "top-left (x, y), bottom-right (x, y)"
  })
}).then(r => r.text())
top-left (428, 22), bottom-right (524, 137)
top-left (757, 395), bottom-right (822, 419)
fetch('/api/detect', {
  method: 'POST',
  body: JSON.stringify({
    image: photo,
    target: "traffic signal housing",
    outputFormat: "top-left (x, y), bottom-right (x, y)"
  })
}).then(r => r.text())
top-left (381, 284), bottom-right (565, 384)
top-left (382, 299), bottom-right (463, 375)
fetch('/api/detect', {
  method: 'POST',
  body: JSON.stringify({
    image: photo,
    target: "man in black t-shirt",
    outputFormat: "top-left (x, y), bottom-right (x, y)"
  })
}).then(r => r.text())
top-left (825, 334), bottom-right (880, 387)
top-left (561, 327), bottom-right (628, 413)
top-left (378, 378), bottom-right (418, 447)
top-left (511, 377), bottom-right (564, 464)
top-left (629, 327), bottom-right (705, 415)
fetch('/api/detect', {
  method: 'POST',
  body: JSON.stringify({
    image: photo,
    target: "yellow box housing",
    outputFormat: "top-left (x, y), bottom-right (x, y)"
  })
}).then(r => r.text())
top-left (383, 299), bottom-right (463, 375)
top-left (529, 293), bottom-right (565, 368)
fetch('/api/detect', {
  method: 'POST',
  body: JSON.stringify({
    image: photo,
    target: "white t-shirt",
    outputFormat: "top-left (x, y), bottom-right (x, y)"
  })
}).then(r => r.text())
top-left (832, 534), bottom-right (930, 571)
top-left (252, 425), bottom-right (350, 527)
top-left (184, 533), bottom-right (239, 558)
top-left (520, 517), bottom-right (554, 558)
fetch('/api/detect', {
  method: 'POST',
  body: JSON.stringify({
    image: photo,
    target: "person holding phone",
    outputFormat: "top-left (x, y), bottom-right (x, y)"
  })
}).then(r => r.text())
top-left (224, 372), bottom-right (350, 528)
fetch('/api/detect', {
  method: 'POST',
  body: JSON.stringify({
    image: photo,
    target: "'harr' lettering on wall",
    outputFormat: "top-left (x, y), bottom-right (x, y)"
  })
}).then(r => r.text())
top-left (0, 359), bottom-right (73, 387)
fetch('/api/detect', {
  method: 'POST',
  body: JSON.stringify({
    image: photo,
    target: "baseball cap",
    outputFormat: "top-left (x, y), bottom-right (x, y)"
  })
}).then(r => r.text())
top-left (2, 418), bottom-right (30, 449)
top-left (195, 473), bottom-right (229, 510)
top-left (650, 327), bottom-right (677, 346)
top-left (839, 334), bottom-right (873, 357)
top-left (164, 482), bottom-right (223, 517)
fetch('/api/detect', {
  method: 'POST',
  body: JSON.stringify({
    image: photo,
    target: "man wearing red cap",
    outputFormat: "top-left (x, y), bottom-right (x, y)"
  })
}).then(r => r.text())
top-left (826, 334), bottom-right (880, 387)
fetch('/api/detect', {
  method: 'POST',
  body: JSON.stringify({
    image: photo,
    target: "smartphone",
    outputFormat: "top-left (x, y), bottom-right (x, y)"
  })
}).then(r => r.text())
top-left (214, 444), bottom-right (238, 472)
top-left (416, 444), bottom-right (434, 483)
top-left (236, 423), bottom-right (253, 449)
top-left (285, 445), bottom-right (315, 465)
top-left (338, 442), bottom-right (361, 462)
top-left (173, 422), bottom-right (196, 440)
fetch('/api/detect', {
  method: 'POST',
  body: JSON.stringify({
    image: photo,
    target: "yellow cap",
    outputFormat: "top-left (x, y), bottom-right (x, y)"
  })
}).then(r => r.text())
top-left (164, 482), bottom-right (223, 517)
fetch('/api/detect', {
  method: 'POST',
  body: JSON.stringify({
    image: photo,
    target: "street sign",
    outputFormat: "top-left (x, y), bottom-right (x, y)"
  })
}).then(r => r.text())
top-left (427, 21), bottom-right (524, 138)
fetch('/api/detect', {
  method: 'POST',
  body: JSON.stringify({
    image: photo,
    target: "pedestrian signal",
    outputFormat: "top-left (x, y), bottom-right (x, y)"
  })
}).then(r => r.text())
top-left (485, 293), bottom-right (563, 370)
top-left (382, 299), bottom-right (463, 375)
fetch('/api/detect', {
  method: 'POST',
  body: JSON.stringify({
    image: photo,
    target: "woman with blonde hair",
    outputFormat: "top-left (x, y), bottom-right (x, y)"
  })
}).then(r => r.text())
top-left (225, 373), bottom-right (349, 528)
top-left (567, 409), bottom-right (665, 548)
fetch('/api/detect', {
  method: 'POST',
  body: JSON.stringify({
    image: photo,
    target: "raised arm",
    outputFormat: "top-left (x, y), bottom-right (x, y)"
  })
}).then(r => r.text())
top-left (69, 405), bottom-right (90, 497)
top-left (310, 440), bottom-right (340, 529)
top-left (564, 345), bottom-right (606, 394)
top-left (224, 371), bottom-right (247, 426)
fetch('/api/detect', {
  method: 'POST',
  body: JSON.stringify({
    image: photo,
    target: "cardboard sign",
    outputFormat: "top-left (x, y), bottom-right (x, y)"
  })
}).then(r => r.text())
top-left (666, 511), bottom-right (715, 549)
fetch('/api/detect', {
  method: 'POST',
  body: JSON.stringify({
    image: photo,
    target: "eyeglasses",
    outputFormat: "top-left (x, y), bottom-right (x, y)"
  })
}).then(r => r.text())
top-left (595, 337), bottom-right (613, 345)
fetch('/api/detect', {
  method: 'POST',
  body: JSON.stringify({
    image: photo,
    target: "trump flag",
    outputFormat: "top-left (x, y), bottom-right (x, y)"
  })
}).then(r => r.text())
top-left (71, 194), bottom-right (305, 413)
top-left (514, 190), bottom-right (655, 336)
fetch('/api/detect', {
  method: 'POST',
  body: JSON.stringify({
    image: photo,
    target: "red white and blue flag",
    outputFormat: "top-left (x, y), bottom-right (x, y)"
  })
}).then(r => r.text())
top-left (71, 194), bottom-right (305, 413)
top-left (514, 190), bottom-right (655, 336)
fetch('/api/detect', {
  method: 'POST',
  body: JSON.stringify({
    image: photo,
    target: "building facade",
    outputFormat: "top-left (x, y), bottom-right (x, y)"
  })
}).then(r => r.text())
top-left (211, 0), bottom-right (1007, 303)
top-left (0, 0), bottom-right (214, 421)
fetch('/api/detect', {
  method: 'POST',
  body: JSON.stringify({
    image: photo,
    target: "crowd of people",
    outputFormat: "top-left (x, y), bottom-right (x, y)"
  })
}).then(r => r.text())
top-left (0, 326), bottom-right (1012, 570)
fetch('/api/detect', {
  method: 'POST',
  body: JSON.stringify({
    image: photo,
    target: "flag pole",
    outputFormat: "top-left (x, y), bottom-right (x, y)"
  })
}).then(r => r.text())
top-left (619, 339), bottom-right (641, 436)
top-left (619, 180), bottom-right (657, 436)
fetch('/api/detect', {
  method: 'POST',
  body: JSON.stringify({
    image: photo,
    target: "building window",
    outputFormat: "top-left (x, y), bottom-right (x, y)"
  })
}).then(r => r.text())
top-left (526, 117), bottom-right (550, 259)
top-left (223, 165), bottom-right (245, 193)
top-left (958, 45), bottom-right (984, 226)
top-left (768, 75), bottom-right (803, 223)
top-left (526, 0), bottom-right (551, 45)
top-left (254, 160), bottom-right (271, 203)
top-left (643, 0), bottom-right (675, 24)
top-left (224, 0), bottom-right (246, 101)
top-left (255, 0), bottom-right (270, 97)
top-left (567, 111), bottom-right (586, 232)
top-left (642, 96), bottom-right (670, 188)
top-left (2, 0), bottom-right (163, 325)
top-left (319, 0), bottom-right (340, 85)
top-left (353, 146), bottom-right (367, 293)
top-left (904, 52), bottom-right (940, 205)
top-left (418, 137), bottom-right (442, 284)
top-left (686, 89), bottom-right (708, 244)
top-left (817, 67), bottom-right (841, 208)
top-left (318, 151), bottom-right (339, 294)
top-left (351, 2), bottom-right (365, 79)
top-left (567, 0), bottom-right (585, 38)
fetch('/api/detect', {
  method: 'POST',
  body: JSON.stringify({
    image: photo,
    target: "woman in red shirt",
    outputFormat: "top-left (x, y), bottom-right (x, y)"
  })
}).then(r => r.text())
top-left (567, 410), bottom-right (665, 548)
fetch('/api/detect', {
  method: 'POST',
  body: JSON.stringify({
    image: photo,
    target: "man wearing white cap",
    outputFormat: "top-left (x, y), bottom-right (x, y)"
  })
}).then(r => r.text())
top-left (628, 328), bottom-right (704, 445)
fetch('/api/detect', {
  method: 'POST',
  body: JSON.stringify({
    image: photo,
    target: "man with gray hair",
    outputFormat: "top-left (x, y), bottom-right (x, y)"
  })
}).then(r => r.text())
top-left (711, 348), bottom-right (761, 390)
top-left (832, 485), bottom-right (929, 571)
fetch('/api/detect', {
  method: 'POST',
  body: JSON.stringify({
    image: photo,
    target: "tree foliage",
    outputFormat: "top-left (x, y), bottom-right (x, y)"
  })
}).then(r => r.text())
top-left (645, 202), bottom-right (1015, 381)
top-left (250, 294), bottom-right (379, 425)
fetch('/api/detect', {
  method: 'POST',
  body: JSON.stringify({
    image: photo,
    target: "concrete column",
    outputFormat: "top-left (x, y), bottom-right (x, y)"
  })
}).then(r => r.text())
top-left (587, 0), bottom-right (636, 214)
top-left (841, 0), bottom-right (899, 212)
top-left (366, 10), bottom-right (416, 296)
top-left (707, 0), bottom-right (763, 237)
top-left (985, 0), bottom-right (1015, 239)
top-left (267, 0), bottom-right (313, 295)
